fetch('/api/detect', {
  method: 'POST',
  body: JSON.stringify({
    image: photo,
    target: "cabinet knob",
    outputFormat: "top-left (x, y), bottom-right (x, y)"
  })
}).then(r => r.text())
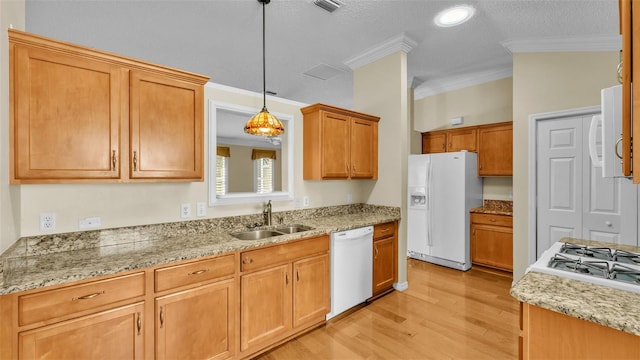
top-left (243, 257), bottom-right (253, 264)
top-left (605, 221), bottom-right (612, 227)
top-left (489, 218), bottom-right (496, 222)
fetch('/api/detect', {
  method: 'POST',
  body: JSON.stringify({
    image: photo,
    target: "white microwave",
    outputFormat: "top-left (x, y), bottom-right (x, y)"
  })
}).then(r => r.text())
top-left (588, 84), bottom-right (628, 178)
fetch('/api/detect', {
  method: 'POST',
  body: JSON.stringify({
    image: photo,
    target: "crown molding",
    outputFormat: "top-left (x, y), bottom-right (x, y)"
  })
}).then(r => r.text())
top-left (502, 35), bottom-right (621, 53)
top-left (413, 67), bottom-right (513, 99)
top-left (344, 33), bottom-right (418, 70)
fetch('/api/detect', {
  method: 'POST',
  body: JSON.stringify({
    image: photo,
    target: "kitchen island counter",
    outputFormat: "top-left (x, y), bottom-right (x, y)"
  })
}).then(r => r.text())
top-left (0, 204), bottom-right (400, 295)
top-left (511, 238), bottom-right (640, 336)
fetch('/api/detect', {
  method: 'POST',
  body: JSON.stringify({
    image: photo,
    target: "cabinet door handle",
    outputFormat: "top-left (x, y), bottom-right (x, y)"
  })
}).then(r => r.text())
top-left (159, 306), bottom-right (165, 328)
top-left (136, 312), bottom-right (142, 335)
top-left (381, 228), bottom-right (390, 233)
top-left (285, 272), bottom-right (289, 285)
top-left (188, 269), bottom-right (209, 276)
top-left (296, 270), bottom-right (300, 282)
top-left (352, 164), bottom-right (356, 172)
top-left (375, 246), bottom-right (379, 258)
top-left (133, 151), bottom-right (138, 171)
top-left (72, 290), bottom-right (105, 301)
top-left (111, 150), bottom-right (117, 171)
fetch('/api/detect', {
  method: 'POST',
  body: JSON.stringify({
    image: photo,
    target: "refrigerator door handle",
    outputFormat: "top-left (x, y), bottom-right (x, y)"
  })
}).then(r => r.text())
top-left (426, 160), bottom-right (433, 247)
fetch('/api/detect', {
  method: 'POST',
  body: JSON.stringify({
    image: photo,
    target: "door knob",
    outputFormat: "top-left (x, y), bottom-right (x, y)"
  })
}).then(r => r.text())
top-left (605, 221), bottom-right (612, 227)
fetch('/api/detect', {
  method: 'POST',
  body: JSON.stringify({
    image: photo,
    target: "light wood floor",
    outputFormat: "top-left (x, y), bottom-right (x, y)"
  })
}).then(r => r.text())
top-left (257, 259), bottom-right (520, 360)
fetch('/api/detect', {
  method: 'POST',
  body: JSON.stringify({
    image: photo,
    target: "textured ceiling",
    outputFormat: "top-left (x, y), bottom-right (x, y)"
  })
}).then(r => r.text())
top-left (25, 0), bottom-right (620, 109)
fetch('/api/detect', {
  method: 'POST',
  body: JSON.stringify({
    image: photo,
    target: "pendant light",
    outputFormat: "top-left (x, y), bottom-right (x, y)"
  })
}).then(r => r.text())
top-left (244, 0), bottom-right (285, 136)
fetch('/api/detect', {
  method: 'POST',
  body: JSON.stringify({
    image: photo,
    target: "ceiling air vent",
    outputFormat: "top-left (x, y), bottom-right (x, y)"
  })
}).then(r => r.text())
top-left (313, 0), bottom-right (342, 13)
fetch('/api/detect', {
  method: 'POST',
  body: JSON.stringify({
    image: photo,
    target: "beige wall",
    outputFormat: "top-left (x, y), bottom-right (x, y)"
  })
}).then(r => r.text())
top-left (512, 51), bottom-right (620, 280)
top-left (353, 51), bottom-right (409, 286)
top-left (0, 1), bottom-right (25, 253)
top-left (414, 77), bottom-right (513, 131)
top-left (414, 78), bottom-right (514, 201)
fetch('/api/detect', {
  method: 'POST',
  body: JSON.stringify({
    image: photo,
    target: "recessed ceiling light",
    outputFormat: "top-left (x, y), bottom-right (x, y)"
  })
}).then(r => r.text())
top-left (434, 5), bottom-right (475, 27)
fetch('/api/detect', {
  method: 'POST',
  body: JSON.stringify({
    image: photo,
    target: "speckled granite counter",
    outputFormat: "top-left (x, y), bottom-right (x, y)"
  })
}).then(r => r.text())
top-left (469, 199), bottom-right (512, 216)
top-left (0, 204), bottom-right (400, 295)
top-left (511, 237), bottom-right (640, 336)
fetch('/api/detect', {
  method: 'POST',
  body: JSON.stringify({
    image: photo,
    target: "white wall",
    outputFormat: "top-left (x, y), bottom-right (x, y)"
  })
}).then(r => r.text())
top-left (0, 1), bottom-right (25, 253)
top-left (512, 51), bottom-right (620, 281)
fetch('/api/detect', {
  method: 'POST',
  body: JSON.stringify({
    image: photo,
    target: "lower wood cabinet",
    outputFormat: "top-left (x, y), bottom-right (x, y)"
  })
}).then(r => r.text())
top-left (0, 233), bottom-right (338, 360)
top-left (154, 254), bottom-right (236, 360)
top-left (521, 303), bottom-right (640, 359)
top-left (155, 279), bottom-right (235, 360)
top-left (471, 213), bottom-right (513, 272)
top-left (372, 221), bottom-right (398, 297)
top-left (241, 264), bottom-right (292, 351)
top-left (239, 236), bottom-right (330, 357)
top-left (19, 302), bottom-right (145, 360)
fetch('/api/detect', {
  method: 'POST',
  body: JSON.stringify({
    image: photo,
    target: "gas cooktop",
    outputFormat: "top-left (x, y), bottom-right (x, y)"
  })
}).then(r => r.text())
top-left (528, 242), bottom-right (640, 294)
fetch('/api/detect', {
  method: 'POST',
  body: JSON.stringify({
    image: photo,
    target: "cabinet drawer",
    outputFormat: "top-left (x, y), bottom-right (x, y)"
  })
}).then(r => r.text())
top-left (471, 213), bottom-right (512, 227)
top-left (19, 272), bottom-right (145, 326)
top-left (374, 222), bottom-right (395, 240)
top-left (241, 235), bottom-right (329, 272)
top-left (155, 254), bottom-right (235, 292)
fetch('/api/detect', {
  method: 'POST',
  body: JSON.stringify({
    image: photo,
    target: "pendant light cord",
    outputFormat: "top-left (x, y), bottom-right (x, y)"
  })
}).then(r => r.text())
top-left (262, 0), bottom-right (267, 110)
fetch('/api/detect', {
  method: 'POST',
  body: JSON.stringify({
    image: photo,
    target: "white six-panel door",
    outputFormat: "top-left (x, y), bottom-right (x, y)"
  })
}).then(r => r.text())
top-left (536, 113), bottom-right (637, 258)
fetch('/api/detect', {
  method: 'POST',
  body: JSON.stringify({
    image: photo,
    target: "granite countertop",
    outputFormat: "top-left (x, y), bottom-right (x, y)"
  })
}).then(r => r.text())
top-left (469, 199), bottom-right (512, 216)
top-left (0, 204), bottom-right (400, 295)
top-left (511, 237), bottom-right (640, 336)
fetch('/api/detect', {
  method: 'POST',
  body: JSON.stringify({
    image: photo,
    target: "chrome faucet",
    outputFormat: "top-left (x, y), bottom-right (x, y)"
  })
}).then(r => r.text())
top-left (263, 200), bottom-right (272, 226)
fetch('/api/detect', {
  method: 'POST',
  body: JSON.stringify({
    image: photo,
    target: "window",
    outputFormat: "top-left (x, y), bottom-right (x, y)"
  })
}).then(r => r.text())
top-left (254, 158), bottom-right (274, 194)
top-left (215, 146), bottom-right (230, 195)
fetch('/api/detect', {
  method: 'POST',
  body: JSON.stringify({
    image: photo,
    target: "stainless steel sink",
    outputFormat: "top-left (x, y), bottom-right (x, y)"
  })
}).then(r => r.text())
top-left (231, 225), bottom-right (314, 240)
top-left (231, 230), bottom-right (284, 240)
top-left (274, 224), bottom-right (314, 234)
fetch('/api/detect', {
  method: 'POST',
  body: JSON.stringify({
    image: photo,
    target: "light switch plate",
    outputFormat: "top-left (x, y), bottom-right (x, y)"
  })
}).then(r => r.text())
top-left (196, 202), bottom-right (207, 217)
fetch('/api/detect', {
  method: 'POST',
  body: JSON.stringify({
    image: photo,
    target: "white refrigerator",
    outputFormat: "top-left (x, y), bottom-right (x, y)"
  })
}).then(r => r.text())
top-left (407, 151), bottom-right (482, 271)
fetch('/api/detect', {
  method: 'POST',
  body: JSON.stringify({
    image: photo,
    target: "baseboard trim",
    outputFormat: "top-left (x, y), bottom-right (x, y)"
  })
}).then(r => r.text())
top-left (393, 281), bottom-right (408, 291)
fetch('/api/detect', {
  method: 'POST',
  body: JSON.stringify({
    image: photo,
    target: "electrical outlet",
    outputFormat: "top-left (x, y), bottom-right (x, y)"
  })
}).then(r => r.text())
top-left (180, 203), bottom-right (191, 219)
top-left (40, 213), bottom-right (56, 232)
top-left (303, 196), bottom-right (310, 207)
top-left (196, 202), bottom-right (207, 217)
top-left (347, 194), bottom-right (353, 203)
top-left (79, 217), bottom-right (101, 229)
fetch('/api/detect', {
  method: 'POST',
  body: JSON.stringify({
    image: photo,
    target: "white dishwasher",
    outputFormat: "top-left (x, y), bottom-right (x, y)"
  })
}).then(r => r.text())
top-left (326, 226), bottom-right (373, 320)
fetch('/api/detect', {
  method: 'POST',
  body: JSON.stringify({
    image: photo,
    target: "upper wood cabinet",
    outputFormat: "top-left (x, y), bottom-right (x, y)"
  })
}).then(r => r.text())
top-left (422, 121), bottom-right (512, 176)
top-left (8, 29), bottom-right (208, 184)
top-left (302, 103), bottom-right (379, 180)
top-left (421, 128), bottom-right (476, 154)
top-left (422, 131), bottom-right (447, 153)
top-left (447, 127), bottom-right (477, 152)
top-left (620, 0), bottom-right (639, 183)
top-left (477, 122), bottom-right (513, 176)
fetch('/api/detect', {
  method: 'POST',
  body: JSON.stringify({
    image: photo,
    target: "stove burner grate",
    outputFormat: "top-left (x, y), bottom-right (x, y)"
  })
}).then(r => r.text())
top-left (559, 243), bottom-right (613, 260)
top-left (548, 254), bottom-right (610, 278)
top-left (610, 263), bottom-right (640, 285)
